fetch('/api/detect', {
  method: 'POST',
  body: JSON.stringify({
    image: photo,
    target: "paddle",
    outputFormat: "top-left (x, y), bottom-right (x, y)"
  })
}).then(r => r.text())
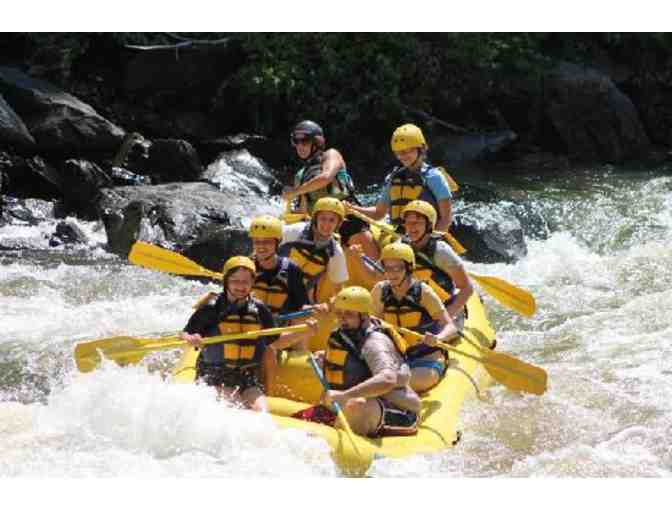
top-left (75, 324), bottom-right (308, 374)
top-left (307, 354), bottom-right (363, 458)
top-left (362, 249), bottom-right (535, 318)
top-left (392, 324), bottom-right (547, 396)
top-left (129, 241), bottom-right (222, 280)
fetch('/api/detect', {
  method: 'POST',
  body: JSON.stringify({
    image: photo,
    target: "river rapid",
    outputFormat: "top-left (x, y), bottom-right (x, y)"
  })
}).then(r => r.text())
top-left (1, 164), bottom-right (671, 478)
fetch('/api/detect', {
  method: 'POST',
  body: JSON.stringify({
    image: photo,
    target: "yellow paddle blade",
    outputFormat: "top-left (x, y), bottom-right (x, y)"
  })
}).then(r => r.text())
top-left (437, 340), bottom-right (547, 396)
top-left (387, 323), bottom-right (547, 396)
top-left (129, 242), bottom-right (222, 280)
top-left (74, 325), bottom-right (308, 373)
top-left (468, 272), bottom-right (536, 318)
top-left (281, 212), bottom-right (311, 225)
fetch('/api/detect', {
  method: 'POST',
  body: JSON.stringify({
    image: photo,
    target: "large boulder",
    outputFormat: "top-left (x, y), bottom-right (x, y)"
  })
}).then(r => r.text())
top-left (96, 182), bottom-right (281, 258)
top-left (543, 62), bottom-right (651, 161)
top-left (430, 129), bottom-right (519, 169)
top-left (453, 203), bottom-right (528, 264)
top-left (0, 153), bottom-right (63, 199)
top-left (0, 94), bottom-right (35, 148)
top-left (147, 139), bottom-right (203, 182)
top-left (58, 159), bottom-right (113, 217)
top-left (0, 66), bottom-right (125, 154)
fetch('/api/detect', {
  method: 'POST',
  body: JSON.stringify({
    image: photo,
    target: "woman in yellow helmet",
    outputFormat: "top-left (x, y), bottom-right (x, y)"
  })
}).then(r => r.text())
top-left (179, 256), bottom-right (317, 411)
top-left (370, 243), bottom-right (459, 393)
top-left (401, 200), bottom-right (474, 325)
top-left (282, 120), bottom-right (379, 259)
top-left (347, 123), bottom-right (454, 233)
top-left (309, 286), bottom-right (421, 437)
top-left (278, 197), bottom-right (350, 304)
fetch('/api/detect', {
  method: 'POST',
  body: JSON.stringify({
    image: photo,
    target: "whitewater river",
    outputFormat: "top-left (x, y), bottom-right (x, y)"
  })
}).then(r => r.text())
top-left (1, 164), bottom-right (671, 478)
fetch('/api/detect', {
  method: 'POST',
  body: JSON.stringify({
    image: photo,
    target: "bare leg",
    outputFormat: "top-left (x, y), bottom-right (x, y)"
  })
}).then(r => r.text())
top-left (262, 348), bottom-right (279, 396)
top-left (410, 367), bottom-right (441, 394)
top-left (336, 397), bottom-right (382, 437)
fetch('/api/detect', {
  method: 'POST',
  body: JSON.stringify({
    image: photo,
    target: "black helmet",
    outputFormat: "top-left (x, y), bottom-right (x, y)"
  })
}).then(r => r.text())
top-left (291, 120), bottom-right (325, 149)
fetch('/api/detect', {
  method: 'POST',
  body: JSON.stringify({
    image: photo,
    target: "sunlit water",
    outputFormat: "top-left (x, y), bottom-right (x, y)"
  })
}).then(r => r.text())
top-left (2, 165), bottom-right (671, 477)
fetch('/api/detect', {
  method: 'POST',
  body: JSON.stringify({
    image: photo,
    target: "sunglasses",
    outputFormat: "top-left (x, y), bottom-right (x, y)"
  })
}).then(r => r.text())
top-left (290, 134), bottom-right (312, 146)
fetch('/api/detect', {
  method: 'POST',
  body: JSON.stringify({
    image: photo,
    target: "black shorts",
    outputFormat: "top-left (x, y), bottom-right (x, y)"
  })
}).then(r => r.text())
top-left (196, 361), bottom-right (261, 393)
top-left (371, 398), bottom-right (418, 438)
top-left (339, 215), bottom-right (368, 245)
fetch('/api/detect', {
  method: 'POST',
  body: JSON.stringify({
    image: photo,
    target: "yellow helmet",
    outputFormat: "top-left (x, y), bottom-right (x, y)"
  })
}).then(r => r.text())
top-left (333, 286), bottom-right (373, 314)
top-left (313, 197), bottom-right (346, 222)
top-left (222, 256), bottom-right (256, 279)
top-left (249, 215), bottom-right (283, 240)
top-left (390, 123), bottom-right (427, 153)
top-left (380, 242), bottom-right (416, 271)
top-left (402, 200), bottom-right (437, 230)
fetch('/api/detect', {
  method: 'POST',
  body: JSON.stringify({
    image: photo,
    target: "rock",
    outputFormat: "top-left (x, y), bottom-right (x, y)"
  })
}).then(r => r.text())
top-left (48, 220), bottom-right (89, 247)
top-left (59, 159), bottom-right (113, 217)
top-left (183, 228), bottom-right (253, 276)
top-left (0, 195), bottom-right (60, 226)
top-left (198, 133), bottom-right (291, 171)
top-left (96, 182), bottom-right (281, 257)
top-left (147, 139), bottom-right (203, 182)
top-left (543, 62), bottom-right (651, 161)
top-left (0, 94), bottom-right (35, 148)
top-left (202, 148), bottom-right (282, 196)
top-left (453, 204), bottom-right (528, 263)
top-left (430, 130), bottom-right (519, 169)
top-left (0, 66), bottom-right (125, 154)
top-left (0, 153), bottom-right (63, 199)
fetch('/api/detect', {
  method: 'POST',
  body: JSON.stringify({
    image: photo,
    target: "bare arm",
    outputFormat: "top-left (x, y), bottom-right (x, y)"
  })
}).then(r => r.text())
top-left (346, 200), bottom-right (388, 221)
top-left (435, 199), bottom-right (453, 232)
top-left (443, 266), bottom-right (474, 319)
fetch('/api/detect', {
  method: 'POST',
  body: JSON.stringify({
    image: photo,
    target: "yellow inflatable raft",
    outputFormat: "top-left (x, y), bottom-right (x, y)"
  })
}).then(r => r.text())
top-left (171, 291), bottom-right (497, 476)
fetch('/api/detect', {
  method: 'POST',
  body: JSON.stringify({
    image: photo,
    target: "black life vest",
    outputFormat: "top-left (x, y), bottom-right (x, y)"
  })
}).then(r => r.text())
top-left (197, 295), bottom-right (268, 369)
top-left (387, 164), bottom-right (442, 226)
top-left (380, 279), bottom-right (441, 360)
top-left (278, 223), bottom-right (337, 292)
top-left (294, 153), bottom-right (356, 213)
top-left (252, 256), bottom-right (292, 315)
top-left (324, 319), bottom-right (407, 391)
top-left (407, 235), bottom-right (456, 304)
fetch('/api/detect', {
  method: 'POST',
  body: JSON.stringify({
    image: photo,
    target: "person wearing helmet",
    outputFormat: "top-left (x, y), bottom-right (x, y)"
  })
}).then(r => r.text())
top-left (370, 243), bottom-right (459, 393)
top-left (278, 197), bottom-right (350, 304)
top-left (315, 286), bottom-right (421, 437)
top-left (347, 123), bottom-right (454, 233)
top-left (179, 256), bottom-right (318, 411)
top-left (249, 215), bottom-right (309, 317)
top-left (401, 200), bottom-right (473, 325)
top-left (283, 120), bottom-right (379, 259)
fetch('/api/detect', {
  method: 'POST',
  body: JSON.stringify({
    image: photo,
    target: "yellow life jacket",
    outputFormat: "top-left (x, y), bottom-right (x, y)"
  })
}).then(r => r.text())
top-left (324, 318), bottom-right (407, 391)
top-left (409, 235), bottom-right (456, 304)
top-left (388, 164), bottom-right (458, 226)
top-left (252, 257), bottom-right (291, 315)
top-left (215, 297), bottom-right (265, 370)
top-left (278, 224), bottom-right (339, 302)
top-left (380, 279), bottom-right (438, 355)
